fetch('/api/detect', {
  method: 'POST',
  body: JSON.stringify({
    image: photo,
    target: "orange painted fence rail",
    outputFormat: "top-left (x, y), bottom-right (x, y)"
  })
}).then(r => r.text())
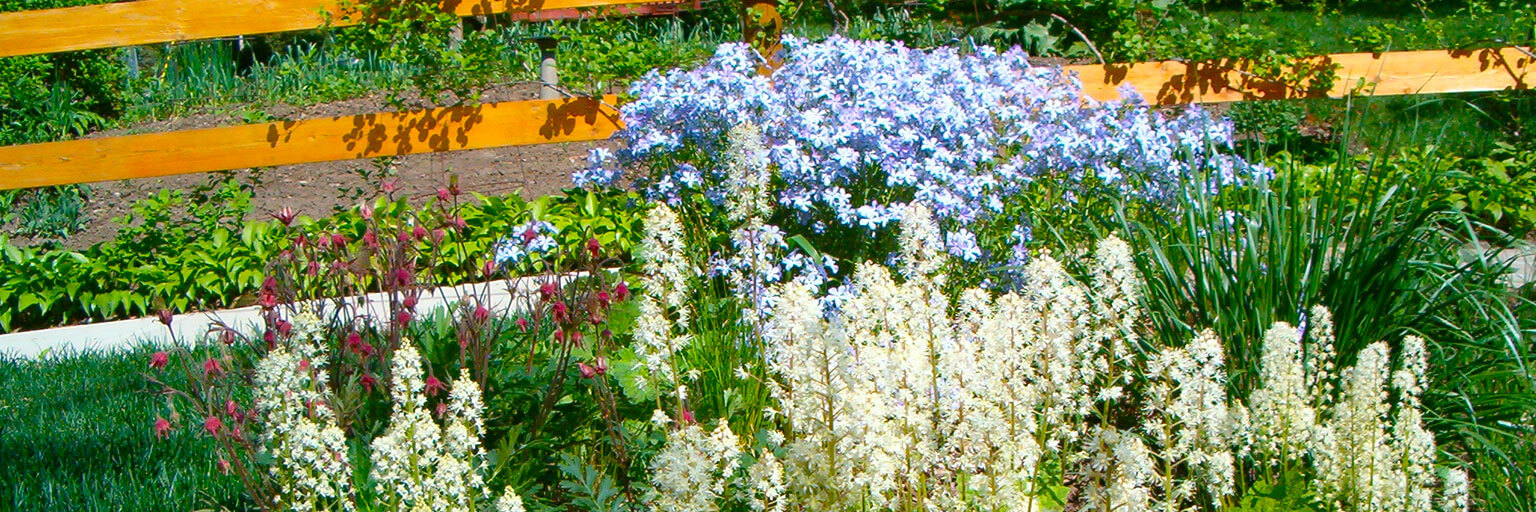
top-left (0, 96), bottom-right (620, 190)
top-left (1072, 46), bottom-right (1534, 104)
top-left (0, 47), bottom-right (1531, 191)
top-left (0, 0), bottom-right (701, 58)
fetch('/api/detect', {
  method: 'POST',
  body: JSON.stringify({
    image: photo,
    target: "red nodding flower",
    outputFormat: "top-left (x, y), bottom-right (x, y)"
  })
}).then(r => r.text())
top-left (449, 183), bottom-right (461, 197)
top-left (589, 310), bottom-right (605, 326)
top-left (516, 318), bottom-right (529, 332)
top-left (552, 301), bottom-right (570, 323)
top-left (220, 329), bottom-right (236, 346)
top-left (263, 330), bottom-right (277, 349)
top-left (435, 403), bottom-right (449, 417)
top-left (482, 260), bottom-right (497, 277)
top-left (553, 328), bottom-right (565, 344)
top-left (203, 357), bottom-right (223, 378)
top-left (520, 227), bottom-right (538, 243)
top-left (413, 225), bottom-right (428, 241)
top-left (216, 458), bottom-right (232, 475)
top-left (346, 331), bottom-right (363, 354)
top-left (473, 304), bottom-right (490, 324)
top-left (277, 320), bottom-right (293, 338)
top-left (395, 310), bottom-right (413, 326)
top-left (539, 282), bottom-right (559, 301)
top-left (360, 203), bottom-right (374, 220)
top-left (577, 361), bottom-right (598, 379)
top-left (157, 309), bottom-right (173, 327)
top-left (362, 230), bottom-right (379, 249)
top-left (425, 376), bottom-right (447, 397)
top-left (382, 180), bottom-right (397, 194)
top-left (450, 216), bottom-right (467, 230)
top-left (307, 260), bottom-right (321, 277)
top-left (295, 233), bottom-right (309, 247)
top-left (153, 416), bottom-right (172, 438)
top-left (330, 233), bottom-right (347, 247)
top-left (397, 231), bottom-right (411, 243)
top-left (594, 357), bottom-right (608, 376)
top-left (204, 415), bottom-right (223, 437)
top-left (392, 268), bottom-right (412, 287)
top-left (681, 407), bottom-right (696, 425)
top-left (225, 400), bottom-right (240, 419)
top-left (436, 188), bottom-right (451, 202)
top-left (568, 329), bottom-right (584, 346)
top-left (149, 351), bottom-right (169, 370)
top-left (272, 207), bottom-right (298, 226)
top-left (361, 373), bottom-right (378, 393)
top-left (402, 293), bottom-right (419, 310)
top-left (431, 228), bottom-right (445, 245)
top-left (597, 291), bottom-right (612, 308)
top-left (586, 238), bottom-right (602, 258)
top-left (614, 281), bottom-right (631, 302)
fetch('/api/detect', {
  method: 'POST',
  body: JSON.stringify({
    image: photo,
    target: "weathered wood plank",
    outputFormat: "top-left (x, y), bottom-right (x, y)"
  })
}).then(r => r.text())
top-left (1070, 46), bottom-right (1534, 104)
top-left (0, 0), bottom-right (695, 57)
top-left (0, 96), bottom-right (619, 190)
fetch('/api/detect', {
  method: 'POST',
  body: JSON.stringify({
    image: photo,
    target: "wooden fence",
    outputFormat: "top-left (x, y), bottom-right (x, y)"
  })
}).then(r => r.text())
top-left (0, 0), bottom-right (1530, 191)
top-left (0, 0), bottom-right (702, 57)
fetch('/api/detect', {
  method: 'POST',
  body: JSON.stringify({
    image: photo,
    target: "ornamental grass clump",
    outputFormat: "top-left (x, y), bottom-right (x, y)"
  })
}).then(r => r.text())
top-left (643, 202), bottom-right (1469, 512)
top-left (581, 36), bottom-right (1270, 268)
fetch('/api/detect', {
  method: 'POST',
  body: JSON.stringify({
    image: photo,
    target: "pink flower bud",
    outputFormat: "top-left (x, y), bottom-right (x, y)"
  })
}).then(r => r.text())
top-left (225, 400), bottom-right (239, 418)
top-left (362, 230), bottom-right (379, 249)
top-left (395, 310), bottom-right (413, 325)
top-left (382, 180), bottom-right (397, 193)
top-left (157, 309), bottom-right (173, 327)
top-left (397, 231), bottom-right (411, 243)
top-left (272, 207), bottom-right (298, 226)
top-left (153, 416), bottom-right (172, 439)
top-left (426, 376), bottom-right (446, 397)
top-left (413, 225), bottom-right (428, 241)
top-left (149, 351), bottom-right (169, 370)
top-left (435, 403), bottom-right (449, 417)
top-left (578, 362), bottom-right (597, 379)
top-left (217, 458), bottom-right (232, 474)
top-left (586, 238), bottom-right (602, 258)
top-left (437, 188), bottom-right (451, 202)
top-left (431, 228), bottom-right (445, 244)
top-left (614, 281), bottom-right (630, 302)
top-left (277, 320), bottom-right (292, 338)
top-left (360, 203), bottom-right (374, 220)
top-left (402, 294), bottom-right (418, 310)
top-left (203, 357), bottom-right (223, 378)
top-left (516, 318), bottom-right (529, 332)
top-left (361, 373), bottom-right (378, 393)
top-left (330, 233), bottom-right (346, 247)
top-left (307, 260), bottom-right (320, 277)
top-left (220, 329), bottom-right (236, 346)
top-left (204, 415), bottom-right (223, 437)
top-left (473, 304), bottom-right (490, 323)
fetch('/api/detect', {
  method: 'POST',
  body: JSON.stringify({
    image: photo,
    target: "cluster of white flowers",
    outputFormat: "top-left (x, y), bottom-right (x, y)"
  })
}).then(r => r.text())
top-left (369, 341), bottom-right (505, 511)
top-left (638, 198), bottom-right (1471, 512)
top-left (721, 122), bottom-right (789, 321)
top-left (646, 417), bottom-right (743, 512)
top-left (251, 312), bottom-right (523, 512)
top-left (632, 203), bottom-right (696, 398)
top-left (1241, 316), bottom-right (1464, 512)
top-left (254, 309), bottom-right (354, 512)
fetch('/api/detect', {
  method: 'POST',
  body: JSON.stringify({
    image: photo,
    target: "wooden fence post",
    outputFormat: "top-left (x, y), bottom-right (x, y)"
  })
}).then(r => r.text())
top-left (742, 0), bottom-right (782, 73)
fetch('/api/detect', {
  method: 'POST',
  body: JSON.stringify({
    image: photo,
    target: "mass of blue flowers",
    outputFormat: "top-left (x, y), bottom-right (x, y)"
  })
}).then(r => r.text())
top-left (577, 36), bottom-right (1269, 263)
top-left (493, 221), bottom-right (560, 265)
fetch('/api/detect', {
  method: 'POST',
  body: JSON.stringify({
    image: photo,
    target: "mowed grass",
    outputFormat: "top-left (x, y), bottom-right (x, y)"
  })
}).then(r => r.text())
top-left (0, 346), bottom-right (245, 511)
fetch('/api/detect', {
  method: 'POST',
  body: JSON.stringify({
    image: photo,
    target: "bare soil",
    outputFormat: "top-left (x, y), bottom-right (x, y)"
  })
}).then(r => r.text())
top-left (13, 82), bottom-right (616, 251)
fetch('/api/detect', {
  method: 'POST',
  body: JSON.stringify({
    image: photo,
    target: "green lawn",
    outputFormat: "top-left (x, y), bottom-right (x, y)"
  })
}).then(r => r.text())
top-left (0, 346), bottom-right (245, 511)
